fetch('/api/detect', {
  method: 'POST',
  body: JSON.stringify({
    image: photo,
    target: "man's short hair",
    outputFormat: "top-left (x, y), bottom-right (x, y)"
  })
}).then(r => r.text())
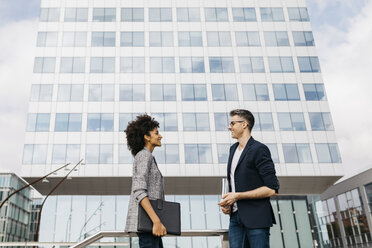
top-left (229, 109), bottom-right (255, 131)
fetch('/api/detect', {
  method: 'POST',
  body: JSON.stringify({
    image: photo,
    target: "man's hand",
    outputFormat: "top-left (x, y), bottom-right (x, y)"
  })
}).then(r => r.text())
top-left (221, 205), bottom-right (231, 215)
top-left (218, 192), bottom-right (240, 207)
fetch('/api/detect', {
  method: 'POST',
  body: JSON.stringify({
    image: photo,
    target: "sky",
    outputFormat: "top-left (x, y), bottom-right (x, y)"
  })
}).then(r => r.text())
top-left (0, 0), bottom-right (371, 180)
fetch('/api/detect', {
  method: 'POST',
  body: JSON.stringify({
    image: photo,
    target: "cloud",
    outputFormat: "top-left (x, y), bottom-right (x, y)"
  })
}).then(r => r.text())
top-left (310, 1), bottom-right (372, 178)
top-left (0, 0), bottom-right (40, 25)
top-left (0, 19), bottom-right (38, 173)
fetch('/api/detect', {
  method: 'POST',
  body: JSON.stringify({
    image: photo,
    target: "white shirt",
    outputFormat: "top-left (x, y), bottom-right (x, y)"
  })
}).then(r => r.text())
top-left (230, 146), bottom-right (244, 212)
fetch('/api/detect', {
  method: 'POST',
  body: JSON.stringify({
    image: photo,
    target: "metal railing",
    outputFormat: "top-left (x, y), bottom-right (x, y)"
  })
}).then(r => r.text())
top-left (0, 230), bottom-right (229, 248)
top-left (71, 230), bottom-right (228, 248)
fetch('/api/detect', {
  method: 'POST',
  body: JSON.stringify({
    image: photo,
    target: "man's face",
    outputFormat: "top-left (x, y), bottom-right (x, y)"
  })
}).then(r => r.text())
top-left (228, 115), bottom-right (247, 139)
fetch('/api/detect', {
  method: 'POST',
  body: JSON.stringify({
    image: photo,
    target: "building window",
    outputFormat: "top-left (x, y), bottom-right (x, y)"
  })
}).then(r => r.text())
top-left (217, 144), bottom-right (230, 163)
top-left (37, 32), bottom-right (58, 47)
top-left (235, 31), bottom-right (260, 46)
top-left (209, 57), bottom-right (235, 73)
top-left (183, 113), bottom-right (210, 131)
top-left (264, 31), bottom-right (289, 46)
top-left (232, 8), bottom-right (256, 22)
top-left (179, 57), bottom-right (205, 73)
top-left (241, 84), bottom-right (269, 101)
top-left (119, 113), bottom-right (138, 131)
top-left (119, 144), bottom-right (133, 164)
top-left (260, 8), bottom-right (284, 22)
top-left (121, 8), bottom-right (144, 22)
top-left (288, 7), bottom-right (309, 22)
top-left (120, 57), bottom-right (145, 73)
top-left (34, 57), bottom-right (56, 73)
top-left (57, 85), bottom-right (84, 102)
top-left (211, 84), bottom-right (238, 101)
top-left (277, 113), bottom-right (306, 131)
top-left (149, 8), bottom-right (172, 22)
top-left (150, 57), bottom-right (175, 73)
top-left (150, 84), bottom-right (176, 101)
top-left (26, 114), bottom-right (50, 132)
top-left (238, 57), bottom-right (265, 73)
top-left (177, 8), bottom-right (200, 22)
top-left (64, 8), bottom-right (88, 22)
top-left (293, 31), bottom-right (314, 46)
top-left (120, 32), bottom-right (144, 47)
top-left (273, 84), bottom-right (300, 101)
top-left (55, 113), bottom-right (82, 132)
top-left (85, 144), bottom-right (113, 164)
top-left (40, 8), bottom-right (60, 22)
top-left (214, 113), bottom-right (229, 131)
top-left (52, 145), bottom-right (80, 164)
top-left (266, 144), bottom-right (280, 163)
top-left (178, 32), bottom-right (203, 46)
top-left (205, 8), bottom-right (228, 22)
top-left (303, 84), bottom-right (327, 101)
top-left (364, 184), bottom-right (372, 212)
top-left (181, 84), bottom-right (207, 101)
top-left (149, 32), bottom-right (173, 47)
top-left (60, 57), bottom-right (85, 73)
top-left (152, 113), bottom-right (178, 131)
top-left (315, 144), bottom-right (342, 163)
top-left (268, 57), bottom-right (295, 73)
top-left (119, 84), bottom-right (145, 101)
top-left (298, 57), bottom-right (321, 72)
top-left (91, 32), bottom-right (115, 47)
top-left (87, 113), bottom-right (114, 132)
top-left (88, 84), bottom-right (114, 102)
top-left (253, 113), bottom-right (274, 131)
top-left (152, 144), bottom-right (180, 164)
top-left (30, 84), bottom-right (53, 101)
top-left (93, 8), bottom-right (116, 22)
top-left (309, 112), bottom-right (334, 131)
top-left (90, 57), bottom-right (115, 73)
top-left (283, 143), bottom-right (313, 163)
top-left (184, 144), bottom-right (213, 164)
top-left (23, 145), bottom-right (48, 164)
top-left (207, 32), bottom-right (232, 46)
top-left (62, 32), bottom-right (87, 47)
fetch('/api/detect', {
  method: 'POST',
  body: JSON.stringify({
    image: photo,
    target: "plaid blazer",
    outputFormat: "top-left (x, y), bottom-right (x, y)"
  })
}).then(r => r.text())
top-left (125, 147), bottom-right (164, 232)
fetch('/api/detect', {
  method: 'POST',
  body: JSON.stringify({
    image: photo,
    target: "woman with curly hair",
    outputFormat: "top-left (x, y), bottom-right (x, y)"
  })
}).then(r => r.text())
top-left (124, 114), bottom-right (166, 247)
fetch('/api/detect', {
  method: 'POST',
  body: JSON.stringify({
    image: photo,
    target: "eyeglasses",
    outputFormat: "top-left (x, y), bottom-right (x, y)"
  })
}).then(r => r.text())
top-left (229, 120), bottom-right (245, 126)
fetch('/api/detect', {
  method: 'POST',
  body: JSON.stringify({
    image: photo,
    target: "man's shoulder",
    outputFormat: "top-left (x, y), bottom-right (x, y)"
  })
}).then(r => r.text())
top-left (250, 139), bottom-right (269, 152)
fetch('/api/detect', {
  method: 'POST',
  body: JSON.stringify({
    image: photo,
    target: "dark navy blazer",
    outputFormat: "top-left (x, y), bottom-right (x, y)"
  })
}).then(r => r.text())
top-left (227, 137), bottom-right (279, 229)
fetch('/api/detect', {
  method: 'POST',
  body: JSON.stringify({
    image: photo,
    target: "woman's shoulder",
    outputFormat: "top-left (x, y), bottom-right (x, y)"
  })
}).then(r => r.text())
top-left (134, 147), bottom-right (152, 162)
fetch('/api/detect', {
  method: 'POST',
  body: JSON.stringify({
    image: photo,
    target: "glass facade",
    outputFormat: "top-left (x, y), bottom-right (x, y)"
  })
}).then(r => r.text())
top-left (37, 195), bottom-right (314, 247)
top-left (322, 188), bottom-right (372, 247)
top-left (0, 174), bottom-right (32, 242)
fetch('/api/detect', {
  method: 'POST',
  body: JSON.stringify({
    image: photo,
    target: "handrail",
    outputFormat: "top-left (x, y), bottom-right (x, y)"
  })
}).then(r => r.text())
top-left (71, 230), bottom-right (229, 248)
top-left (0, 242), bottom-right (129, 247)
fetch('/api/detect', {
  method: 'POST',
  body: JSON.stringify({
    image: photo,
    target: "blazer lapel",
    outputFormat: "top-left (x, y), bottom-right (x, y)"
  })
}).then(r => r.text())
top-left (235, 137), bottom-right (255, 170)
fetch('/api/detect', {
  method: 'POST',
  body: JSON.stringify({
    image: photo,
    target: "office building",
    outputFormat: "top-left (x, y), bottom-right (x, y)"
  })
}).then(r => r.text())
top-left (321, 168), bottom-right (372, 247)
top-left (0, 173), bottom-right (31, 242)
top-left (21, 0), bottom-right (343, 247)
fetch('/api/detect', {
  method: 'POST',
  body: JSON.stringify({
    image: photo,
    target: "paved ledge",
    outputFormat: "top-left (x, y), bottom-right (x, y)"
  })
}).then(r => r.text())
top-left (23, 175), bottom-right (341, 195)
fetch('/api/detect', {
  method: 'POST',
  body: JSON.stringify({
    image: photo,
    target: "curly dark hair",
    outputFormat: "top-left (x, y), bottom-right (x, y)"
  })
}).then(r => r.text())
top-left (124, 114), bottom-right (160, 156)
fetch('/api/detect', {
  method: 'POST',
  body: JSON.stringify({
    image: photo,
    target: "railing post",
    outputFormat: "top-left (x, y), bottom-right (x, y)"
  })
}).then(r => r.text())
top-left (221, 232), bottom-right (229, 248)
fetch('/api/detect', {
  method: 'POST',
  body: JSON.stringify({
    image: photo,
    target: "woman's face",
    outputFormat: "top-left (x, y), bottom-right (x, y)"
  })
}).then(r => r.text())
top-left (145, 127), bottom-right (162, 147)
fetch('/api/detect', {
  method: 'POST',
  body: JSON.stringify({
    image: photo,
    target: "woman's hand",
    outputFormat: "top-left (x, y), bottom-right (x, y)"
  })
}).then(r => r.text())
top-left (152, 220), bottom-right (167, 237)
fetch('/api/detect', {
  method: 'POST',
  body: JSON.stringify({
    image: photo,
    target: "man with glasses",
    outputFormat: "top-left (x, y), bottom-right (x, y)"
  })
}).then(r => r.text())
top-left (218, 109), bottom-right (279, 248)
